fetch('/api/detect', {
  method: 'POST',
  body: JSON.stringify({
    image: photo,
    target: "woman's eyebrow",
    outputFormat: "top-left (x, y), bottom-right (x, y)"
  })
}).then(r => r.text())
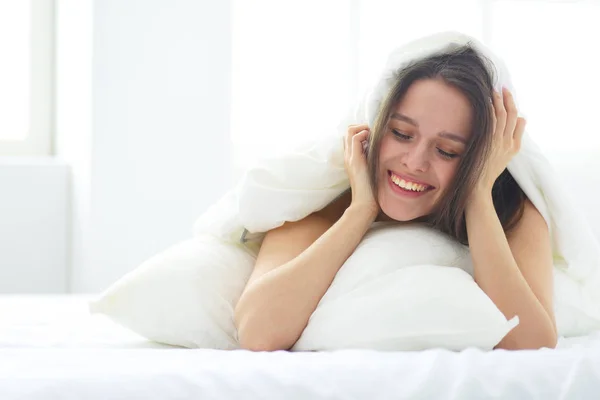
top-left (391, 112), bottom-right (419, 126)
top-left (438, 132), bottom-right (467, 144)
top-left (390, 112), bottom-right (467, 144)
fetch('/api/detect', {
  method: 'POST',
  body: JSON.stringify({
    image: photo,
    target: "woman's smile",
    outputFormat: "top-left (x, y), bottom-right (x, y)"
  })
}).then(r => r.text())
top-left (387, 171), bottom-right (433, 198)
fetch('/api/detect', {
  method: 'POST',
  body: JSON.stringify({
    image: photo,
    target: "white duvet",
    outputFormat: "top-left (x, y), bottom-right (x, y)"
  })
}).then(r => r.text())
top-left (2, 295), bottom-right (600, 400)
top-left (193, 30), bottom-right (600, 340)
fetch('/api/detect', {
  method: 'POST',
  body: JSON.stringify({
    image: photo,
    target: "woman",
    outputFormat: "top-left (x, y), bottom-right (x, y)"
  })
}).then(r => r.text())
top-left (234, 44), bottom-right (558, 351)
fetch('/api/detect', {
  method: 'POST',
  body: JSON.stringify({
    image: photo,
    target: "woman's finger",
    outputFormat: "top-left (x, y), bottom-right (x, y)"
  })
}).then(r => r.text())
top-left (514, 117), bottom-right (526, 152)
top-left (351, 129), bottom-right (370, 156)
top-left (490, 101), bottom-right (497, 133)
top-left (502, 87), bottom-right (518, 140)
top-left (493, 89), bottom-right (507, 138)
top-left (348, 124), bottom-right (370, 136)
top-left (345, 125), bottom-right (369, 156)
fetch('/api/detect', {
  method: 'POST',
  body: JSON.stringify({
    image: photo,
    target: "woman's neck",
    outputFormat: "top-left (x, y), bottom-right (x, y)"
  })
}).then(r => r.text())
top-left (375, 210), bottom-right (395, 223)
top-left (374, 211), bottom-right (430, 224)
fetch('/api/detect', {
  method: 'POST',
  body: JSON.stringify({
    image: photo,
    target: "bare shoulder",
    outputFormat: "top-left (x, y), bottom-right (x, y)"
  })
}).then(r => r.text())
top-left (508, 197), bottom-right (549, 241)
top-left (315, 189), bottom-right (352, 224)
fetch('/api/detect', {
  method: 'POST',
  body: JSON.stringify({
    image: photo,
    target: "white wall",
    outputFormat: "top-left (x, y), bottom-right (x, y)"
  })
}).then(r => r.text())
top-left (3, 0), bottom-right (599, 294)
top-left (0, 158), bottom-right (69, 293)
top-left (56, 0), bottom-right (233, 293)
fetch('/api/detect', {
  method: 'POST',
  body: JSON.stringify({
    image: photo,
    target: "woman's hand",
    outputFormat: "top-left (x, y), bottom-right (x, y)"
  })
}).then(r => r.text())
top-left (343, 124), bottom-right (379, 220)
top-left (476, 87), bottom-right (527, 194)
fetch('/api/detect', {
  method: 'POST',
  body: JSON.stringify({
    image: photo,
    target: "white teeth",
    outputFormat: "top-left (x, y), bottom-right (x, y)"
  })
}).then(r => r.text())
top-left (390, 173), bottom-right (428, 192)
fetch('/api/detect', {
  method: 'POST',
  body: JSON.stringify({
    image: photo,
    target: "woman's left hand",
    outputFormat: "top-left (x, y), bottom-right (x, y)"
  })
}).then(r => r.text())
top-left (475, 87), bottom-right (527, 194)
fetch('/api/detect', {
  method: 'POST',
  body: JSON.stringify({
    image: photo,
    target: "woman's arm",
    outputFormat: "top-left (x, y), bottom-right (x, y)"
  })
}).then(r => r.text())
top-left (464, 87), bottom-right (556, 350)
top-left (466, 191), bottom-right (557, 350)
top-left (234, 204), bottom-right (376, 351)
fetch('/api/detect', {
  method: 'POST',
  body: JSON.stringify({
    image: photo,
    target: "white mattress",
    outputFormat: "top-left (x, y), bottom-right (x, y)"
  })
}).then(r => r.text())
top-left (1, 295), bottom-right (600, 400)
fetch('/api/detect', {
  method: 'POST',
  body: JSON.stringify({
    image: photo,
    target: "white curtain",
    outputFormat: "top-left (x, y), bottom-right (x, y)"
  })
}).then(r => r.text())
top-left (231, 0), bottom-right (600, 180)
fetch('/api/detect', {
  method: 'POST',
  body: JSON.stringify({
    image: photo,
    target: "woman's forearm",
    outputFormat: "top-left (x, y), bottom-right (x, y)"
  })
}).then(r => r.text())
top-left (234, 205), bottom-right (375, 351)
top-left (465, 191), bottom-right (557, 349)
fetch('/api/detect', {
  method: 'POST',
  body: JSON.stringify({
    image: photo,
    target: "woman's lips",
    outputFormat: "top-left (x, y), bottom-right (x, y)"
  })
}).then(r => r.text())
top-left (387, 172), bottom-right (432, 198)
top-left (388, 170), bottom-right (435, 189)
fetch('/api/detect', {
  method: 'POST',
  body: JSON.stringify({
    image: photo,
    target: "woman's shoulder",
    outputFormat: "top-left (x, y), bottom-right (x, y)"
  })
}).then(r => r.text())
top-left (315, 189), bottom-right (352, 224)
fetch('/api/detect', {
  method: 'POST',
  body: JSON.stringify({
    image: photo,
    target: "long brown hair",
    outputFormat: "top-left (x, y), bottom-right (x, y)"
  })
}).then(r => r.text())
top-left (366, 43), bottom-right (526, 246)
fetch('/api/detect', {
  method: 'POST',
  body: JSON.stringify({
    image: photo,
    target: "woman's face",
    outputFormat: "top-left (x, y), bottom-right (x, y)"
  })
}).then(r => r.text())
top-left (377, 78), bottom-right (474, 222)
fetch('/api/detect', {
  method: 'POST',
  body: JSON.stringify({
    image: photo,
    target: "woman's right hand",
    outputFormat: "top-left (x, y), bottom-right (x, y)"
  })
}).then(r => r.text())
top-left (343, 124), bottom-right (379, 221)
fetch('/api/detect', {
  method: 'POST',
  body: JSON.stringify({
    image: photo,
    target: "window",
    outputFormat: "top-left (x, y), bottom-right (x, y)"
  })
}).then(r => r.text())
top-left (0, 0), bottom-right (55, 156)
top-left (488, 0), bottom-right (600, 153)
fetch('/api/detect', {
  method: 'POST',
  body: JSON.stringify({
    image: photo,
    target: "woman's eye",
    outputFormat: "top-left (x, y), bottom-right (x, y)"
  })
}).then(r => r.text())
top-left (392, 129), bottom-right (459, 160)
top-left (392, 129), bottom-right (411, 140)
top-left (438, 149), bottom-right (459, 159)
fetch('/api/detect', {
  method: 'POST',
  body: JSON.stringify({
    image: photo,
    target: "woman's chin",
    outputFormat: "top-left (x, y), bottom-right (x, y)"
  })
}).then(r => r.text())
top-left (378, 201), bottom-right (431, 222)
top-left (377, 194), bottom-right (430, 221)
top-left (379, 208), bottom-right (418, 222)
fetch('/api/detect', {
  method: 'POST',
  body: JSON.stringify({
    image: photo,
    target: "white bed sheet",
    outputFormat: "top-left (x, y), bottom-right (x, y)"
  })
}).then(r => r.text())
top-left (1, 294), bottom-right (600, 400)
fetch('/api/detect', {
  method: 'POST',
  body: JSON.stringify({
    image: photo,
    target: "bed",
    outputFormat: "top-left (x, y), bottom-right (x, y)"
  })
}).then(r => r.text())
top-left (0, 294), bottom-right (599, 399)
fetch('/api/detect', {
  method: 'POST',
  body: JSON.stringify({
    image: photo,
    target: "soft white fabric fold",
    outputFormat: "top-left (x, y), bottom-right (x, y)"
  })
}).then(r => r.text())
top-left (193, 30), bottom-right (600, 337)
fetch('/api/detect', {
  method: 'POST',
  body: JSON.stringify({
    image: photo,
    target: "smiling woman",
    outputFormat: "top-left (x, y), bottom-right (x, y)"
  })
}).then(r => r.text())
top-left (374, 79), bottom-right (474, 224)
top-left (233, 37), bottom-right (557, 352)
top-left (366, 45), bottom-right (526, 245)
top-left (235, 42), bottom-right (514, 350)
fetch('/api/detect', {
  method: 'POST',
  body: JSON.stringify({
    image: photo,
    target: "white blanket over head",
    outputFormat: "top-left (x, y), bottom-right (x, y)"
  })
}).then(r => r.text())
top-left (194, 31), bottom-right (600, 338)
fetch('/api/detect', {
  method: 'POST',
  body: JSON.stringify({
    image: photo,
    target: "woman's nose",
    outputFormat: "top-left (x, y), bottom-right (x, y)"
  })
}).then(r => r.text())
top-left (403, 145), bottom-right (429, 172)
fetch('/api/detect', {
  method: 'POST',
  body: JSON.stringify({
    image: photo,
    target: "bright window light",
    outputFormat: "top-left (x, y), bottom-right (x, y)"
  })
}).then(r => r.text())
top-left (0, 1), bottom-right (31, 141)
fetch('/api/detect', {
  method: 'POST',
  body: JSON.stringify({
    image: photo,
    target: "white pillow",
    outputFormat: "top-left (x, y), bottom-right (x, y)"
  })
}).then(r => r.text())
top-left (293, 223), bottom-right (520, 351)
top-left (293, 265), bottom-right (519, 351)
top-left (88, 235), bottom-right (255, 349)
top-left (90, 222), bottom-right (518, 351)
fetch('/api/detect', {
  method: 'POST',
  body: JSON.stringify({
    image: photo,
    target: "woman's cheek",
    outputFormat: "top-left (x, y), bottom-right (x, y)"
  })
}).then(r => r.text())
top-left (437, 167), bottom-right (458, 192)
